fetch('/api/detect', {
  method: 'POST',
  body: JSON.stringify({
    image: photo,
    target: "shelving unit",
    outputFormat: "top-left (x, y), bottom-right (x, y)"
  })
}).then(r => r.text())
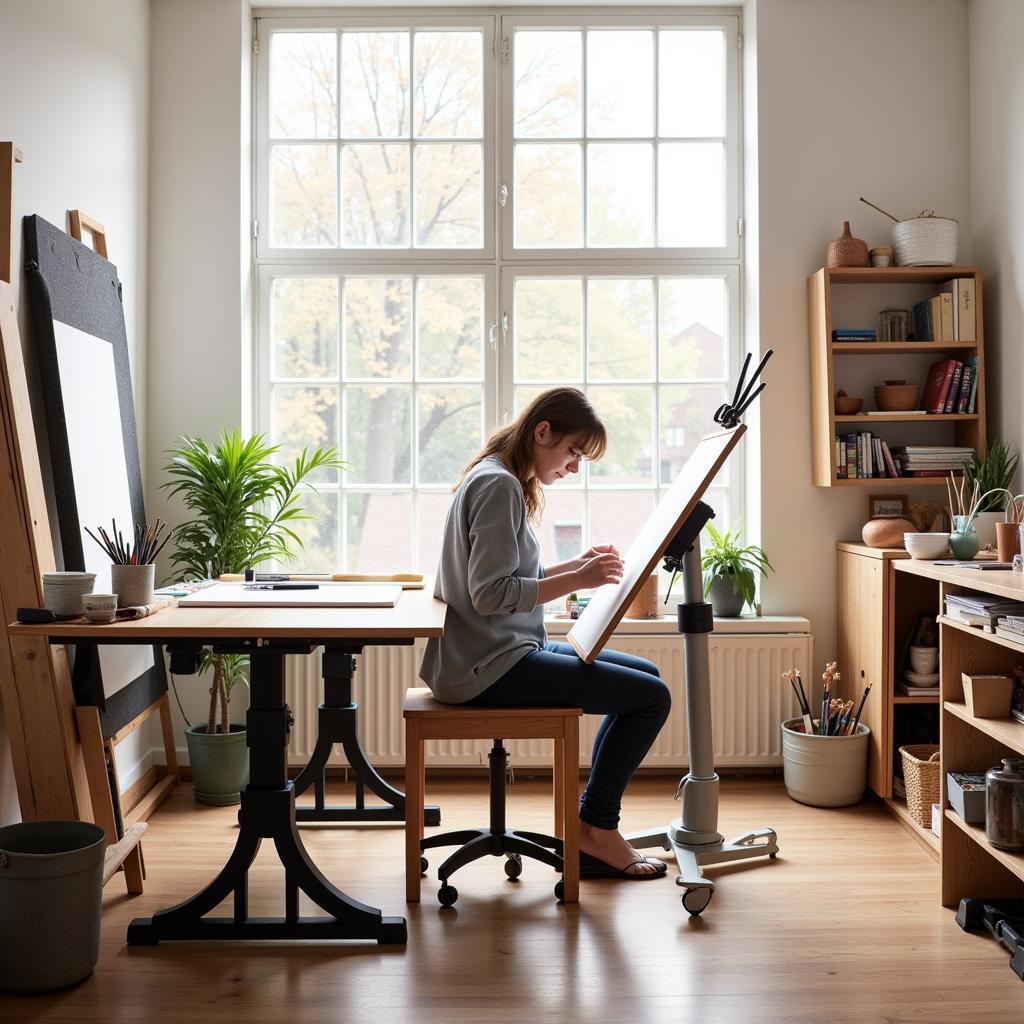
top-left (809, 266), bottom-right (986, 487)
top-left (893, 559), bottom-right (1024, 908)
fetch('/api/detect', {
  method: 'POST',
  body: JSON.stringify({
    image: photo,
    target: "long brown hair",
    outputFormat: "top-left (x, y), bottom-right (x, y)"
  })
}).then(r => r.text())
top-left (455, 388), bottom-right (607, 521)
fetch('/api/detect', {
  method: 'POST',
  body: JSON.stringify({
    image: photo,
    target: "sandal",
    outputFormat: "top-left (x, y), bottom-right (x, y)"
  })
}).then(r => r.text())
top-left (579, 851), bottom-right (668, 880)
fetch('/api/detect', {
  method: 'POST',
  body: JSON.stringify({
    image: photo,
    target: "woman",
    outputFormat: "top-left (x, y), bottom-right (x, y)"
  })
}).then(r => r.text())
top-left (420, 387), bottom-right (671, 879)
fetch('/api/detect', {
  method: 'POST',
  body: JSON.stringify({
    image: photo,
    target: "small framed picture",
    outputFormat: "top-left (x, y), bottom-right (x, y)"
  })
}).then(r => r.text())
top-left (868, 494), bottom-right (909, 519)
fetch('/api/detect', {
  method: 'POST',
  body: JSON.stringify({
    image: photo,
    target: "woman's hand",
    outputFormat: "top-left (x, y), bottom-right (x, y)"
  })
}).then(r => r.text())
top-left (576, 551), bottom-right (624, 589)
top-left (580, 544), bottom-right (620, 565)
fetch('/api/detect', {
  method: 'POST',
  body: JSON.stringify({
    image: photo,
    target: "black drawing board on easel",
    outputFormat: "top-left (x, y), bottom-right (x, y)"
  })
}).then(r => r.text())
top-left (23, 214), bottom-right (168, 734)
top-left (568, 425), bottom-right (744, 664)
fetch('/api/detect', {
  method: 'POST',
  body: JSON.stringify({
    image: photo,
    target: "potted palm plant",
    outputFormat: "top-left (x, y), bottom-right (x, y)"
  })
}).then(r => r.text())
top-left (162, 431), bottom-right (344, 804)
top-left (963, 439), bottom-right (1020, 548)
top-left (701, 525), bottom-right (773, 617)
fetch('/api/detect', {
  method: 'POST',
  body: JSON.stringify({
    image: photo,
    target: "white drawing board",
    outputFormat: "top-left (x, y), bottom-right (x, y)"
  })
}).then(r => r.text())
top-left (567, 425), bottom-right (745, 663)
top-left (178, 583), bottom-right (402, 608)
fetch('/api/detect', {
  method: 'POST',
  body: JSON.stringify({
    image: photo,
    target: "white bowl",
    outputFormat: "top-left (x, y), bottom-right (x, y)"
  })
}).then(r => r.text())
top-left (904, 532), bottom-right (950, 560)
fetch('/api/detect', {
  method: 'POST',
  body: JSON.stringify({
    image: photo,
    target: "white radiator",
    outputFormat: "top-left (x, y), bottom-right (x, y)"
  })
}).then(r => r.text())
top-left (286, 627), bottom-right (811, 770)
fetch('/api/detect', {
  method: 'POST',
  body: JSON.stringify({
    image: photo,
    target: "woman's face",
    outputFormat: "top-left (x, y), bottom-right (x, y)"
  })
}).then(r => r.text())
top-left (531, 421), bottom-right (585, 485)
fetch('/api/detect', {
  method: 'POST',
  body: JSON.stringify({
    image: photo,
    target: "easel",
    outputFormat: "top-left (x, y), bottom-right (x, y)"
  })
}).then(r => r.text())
top-left (0, 142), bottom-right (148, 890)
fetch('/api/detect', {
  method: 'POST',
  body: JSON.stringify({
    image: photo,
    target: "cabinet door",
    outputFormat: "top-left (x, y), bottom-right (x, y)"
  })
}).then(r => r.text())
top-left (837, 551), bottom-right (887, 796)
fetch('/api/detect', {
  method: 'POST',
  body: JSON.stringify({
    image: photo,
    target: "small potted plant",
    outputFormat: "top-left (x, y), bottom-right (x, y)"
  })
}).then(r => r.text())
top-left (162, 431), bottom-right (345, 804)
top-left (700, 525), bottom-right (772, 617)
top-left (963, 440), bottom-right (1020, 548)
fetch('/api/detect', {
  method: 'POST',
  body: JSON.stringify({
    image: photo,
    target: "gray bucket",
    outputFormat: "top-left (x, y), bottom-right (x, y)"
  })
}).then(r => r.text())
top-left (781, 719), bottom-right (870, 807)
top-left (0, 820), bottom-right (106, 993)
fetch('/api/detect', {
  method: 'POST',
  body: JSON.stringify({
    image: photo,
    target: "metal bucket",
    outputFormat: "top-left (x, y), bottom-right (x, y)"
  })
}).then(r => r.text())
top-left (781, 719), bottom-right (870, 807)
top-left (0, 820), bottom-right (106, 993)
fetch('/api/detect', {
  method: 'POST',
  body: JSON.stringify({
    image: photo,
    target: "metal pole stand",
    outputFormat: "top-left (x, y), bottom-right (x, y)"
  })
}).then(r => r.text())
top-left (628, 501), bottom-right (778, 916)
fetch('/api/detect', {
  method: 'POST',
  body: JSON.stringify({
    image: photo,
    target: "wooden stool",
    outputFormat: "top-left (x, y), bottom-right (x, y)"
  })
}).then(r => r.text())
top-left (403, 687), bottom-right (580, 906)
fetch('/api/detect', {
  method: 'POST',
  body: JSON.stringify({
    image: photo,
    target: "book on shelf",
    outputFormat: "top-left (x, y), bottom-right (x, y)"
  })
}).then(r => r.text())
top-left (995, 625), bottom-right (1024, 644)
top-left (910, 278), bottom-right (977, 342)
top-left (922, 359), bottom-right (959, 412)
top-left (864, 409), bottom-right (927, 415)
top-left (943, 360), bottom-right (963, 413)
top-left (832, 328), bottom-right (877, 341)
top-left (896, 680), bottom-right (939, 696)
top-left (945, 594), bottom-right (1024, 618)
top-left (891, 445), bottom-right (973, 476)
top-left (936, 278), bottom-right (977, 342)
top-left (835, 432), bottom-right (901, 478)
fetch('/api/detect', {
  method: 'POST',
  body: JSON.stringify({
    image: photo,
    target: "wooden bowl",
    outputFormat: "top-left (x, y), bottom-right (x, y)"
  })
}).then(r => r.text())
top-left (834, 395), bottom-right (863, 415)
top-left (874, 383), bottom-right (920, 412)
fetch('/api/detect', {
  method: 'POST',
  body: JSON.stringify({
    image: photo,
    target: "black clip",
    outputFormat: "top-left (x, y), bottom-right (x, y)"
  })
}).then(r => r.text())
top-left (714, 348), bottom-right (774, 428)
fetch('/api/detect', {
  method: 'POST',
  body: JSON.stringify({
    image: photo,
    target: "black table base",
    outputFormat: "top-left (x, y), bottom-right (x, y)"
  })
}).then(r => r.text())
top-left (291, 648), bottom-right (440, 826)
top-left (128, 643), bottom-right (407, 945)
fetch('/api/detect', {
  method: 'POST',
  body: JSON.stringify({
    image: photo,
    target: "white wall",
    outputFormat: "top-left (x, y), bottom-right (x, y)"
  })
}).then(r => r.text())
top-left (147, 0), bottom-right (252, 738)
top-left (0, 0), bottom-right (151, 824)
top-left (969, 0), bottom-right (1024, 467)
top-left (752, 0), bottom-right (972, 666)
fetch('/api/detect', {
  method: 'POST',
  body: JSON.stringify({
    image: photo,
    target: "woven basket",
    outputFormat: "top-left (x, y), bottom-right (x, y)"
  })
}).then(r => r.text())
top-left (892, 217), bottom-right (958, 267)
top-left (900, 744), bottom-right (941, 827)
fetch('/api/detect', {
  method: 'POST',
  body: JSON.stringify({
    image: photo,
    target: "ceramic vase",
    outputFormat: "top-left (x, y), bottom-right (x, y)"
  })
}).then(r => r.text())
top-left (995, 521), bottom-right (1021, 563)
top-left (825, 221), bottom-right (869, 268)
top-left (949, 515), bottom-right (980, 559)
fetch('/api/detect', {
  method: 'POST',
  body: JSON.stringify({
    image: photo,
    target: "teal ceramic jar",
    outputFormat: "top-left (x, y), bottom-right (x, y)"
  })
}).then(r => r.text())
top-left (949, 515), bottom-right (980, 559)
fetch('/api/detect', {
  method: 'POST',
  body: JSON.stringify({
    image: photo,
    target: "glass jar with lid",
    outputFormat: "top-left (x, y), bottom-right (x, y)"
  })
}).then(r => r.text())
top-left (985, 758), bottom-right (1024, 850)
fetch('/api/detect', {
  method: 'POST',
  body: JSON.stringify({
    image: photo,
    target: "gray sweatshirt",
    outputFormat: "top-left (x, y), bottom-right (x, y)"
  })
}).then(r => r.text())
top-left (419, 456), bottom-right (546, 703)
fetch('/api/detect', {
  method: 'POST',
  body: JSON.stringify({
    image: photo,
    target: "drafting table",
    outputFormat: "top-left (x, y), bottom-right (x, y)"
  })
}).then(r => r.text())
top-left (8, 588), bottom-right (446, 945)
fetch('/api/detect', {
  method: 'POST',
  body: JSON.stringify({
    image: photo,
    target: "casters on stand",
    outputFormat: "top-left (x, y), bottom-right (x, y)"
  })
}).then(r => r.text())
top-left (438, 883), bottom-right (458, 908)
top-left (682, 886), bottom-right (713, 916)
top-left (504, 853), bottom-right (523, 880)
top-left (420, 856), bottom-right (429, 875)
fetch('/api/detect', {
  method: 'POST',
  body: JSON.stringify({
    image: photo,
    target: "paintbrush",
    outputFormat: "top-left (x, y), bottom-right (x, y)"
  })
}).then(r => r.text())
top-left (850, 684), bottom-right (871, 734)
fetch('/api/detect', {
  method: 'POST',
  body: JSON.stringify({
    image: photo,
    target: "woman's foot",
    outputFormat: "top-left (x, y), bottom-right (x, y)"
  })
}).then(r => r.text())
top-left (578, 821), bottom-right (666, 877)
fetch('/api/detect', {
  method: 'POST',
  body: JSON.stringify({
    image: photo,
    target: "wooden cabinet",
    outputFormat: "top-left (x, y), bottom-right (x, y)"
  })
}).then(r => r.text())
top-left (809, 266), bottom-right (986, 487)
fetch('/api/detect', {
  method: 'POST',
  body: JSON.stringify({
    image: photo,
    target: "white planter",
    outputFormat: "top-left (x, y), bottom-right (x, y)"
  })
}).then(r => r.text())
top-left (781, 719), bottom-right (870, 807)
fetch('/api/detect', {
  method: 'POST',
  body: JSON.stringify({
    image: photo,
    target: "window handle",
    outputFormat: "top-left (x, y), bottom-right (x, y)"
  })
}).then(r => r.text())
top-left (499, 182), bottom-right (509, 208)
top-left (488, 321), bottom-right (498, 351)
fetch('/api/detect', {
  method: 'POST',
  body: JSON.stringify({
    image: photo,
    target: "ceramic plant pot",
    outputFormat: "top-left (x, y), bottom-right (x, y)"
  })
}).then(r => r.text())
top-left (708, 574), bottom-right (745, 617)
top-left (185, 724), bottom-right (249, 806)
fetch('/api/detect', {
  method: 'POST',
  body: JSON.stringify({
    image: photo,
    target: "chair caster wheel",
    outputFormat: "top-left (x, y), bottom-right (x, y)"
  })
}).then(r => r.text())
top-left (504, 854), bottom-right (523, 880)
top-left (769, 852), bottom-right (777, 860)
top-left (682, 887), bottom-right (712, 916)
top-left (554, 880), bottom-right (565, 902)
top-left (438, 883), bottom-right (458, 908)
top-left (420, 856), bottom-right (429, 874)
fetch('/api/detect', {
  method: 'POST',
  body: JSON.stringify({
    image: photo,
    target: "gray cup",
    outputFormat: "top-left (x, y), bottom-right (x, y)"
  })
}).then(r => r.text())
top-left (110, 563), bottom-right (155, 607)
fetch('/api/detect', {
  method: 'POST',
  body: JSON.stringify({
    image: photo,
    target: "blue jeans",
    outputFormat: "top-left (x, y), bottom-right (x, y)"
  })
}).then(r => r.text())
top-left (467, 642), bottom-right (671, 830)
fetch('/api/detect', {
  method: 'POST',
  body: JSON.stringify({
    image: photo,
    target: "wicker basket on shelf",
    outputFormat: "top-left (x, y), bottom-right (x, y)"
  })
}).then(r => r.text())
top-left (899, 744), bottom-right (941, 827)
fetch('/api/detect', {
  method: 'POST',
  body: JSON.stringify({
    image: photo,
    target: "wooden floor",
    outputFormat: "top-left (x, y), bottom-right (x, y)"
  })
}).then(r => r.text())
top-left (7, 776), bottom-right (1022, 1022)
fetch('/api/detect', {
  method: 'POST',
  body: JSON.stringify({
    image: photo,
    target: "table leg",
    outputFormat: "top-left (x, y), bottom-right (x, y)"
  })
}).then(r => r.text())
top-left (292, 647), bottom-right (440, 826)
top-left (128, 647), bottom-right (406, 945)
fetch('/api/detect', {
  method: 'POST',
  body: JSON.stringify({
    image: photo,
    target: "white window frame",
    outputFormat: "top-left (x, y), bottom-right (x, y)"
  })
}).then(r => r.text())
top-left (252, 7), bottom-right (745, 573)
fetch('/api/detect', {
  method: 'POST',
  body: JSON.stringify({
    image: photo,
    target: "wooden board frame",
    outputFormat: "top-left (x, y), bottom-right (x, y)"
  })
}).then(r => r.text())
top-left (568, 425), bottom-right (745, 663)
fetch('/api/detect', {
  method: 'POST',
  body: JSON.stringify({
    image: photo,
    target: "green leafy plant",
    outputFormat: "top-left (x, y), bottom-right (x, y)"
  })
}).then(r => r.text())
top-left (964, 440), bottom-right (1020, 512)
top-left (700, 525), bottom-right (773, 609)
top-left (162, 431), bottom-right (345, 734)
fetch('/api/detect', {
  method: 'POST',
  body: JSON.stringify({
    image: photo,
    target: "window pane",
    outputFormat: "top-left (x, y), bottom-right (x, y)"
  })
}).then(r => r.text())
top-left (345, 386), bottom-right (411, 484)
top-left (418, 385), bottom-right (483, 485)
top-left (272, 385), bottom-right (339, 484)
top-left (341, 144), bottom-right (410, 246)
top-left (347, 492), bottom-right (412, 570)
top-left (343, 278), bottom-right (412, 379)
top-left (417, 277), bottom-right (484, 380)
top-left (533, 489), bottom-right (584, 567)
top-left (587, 279), bottom-right (654, 381)
top-left (270, 32), bottom-right (337, 139)
top-left (514, 278), bottom-right (582, 382)
top-left (514, 31), bottom-right (582, 138)
top-left (589, 490), bottom-right (656, 554)
top-left (587, 143), bottom-right (653, 246)
top-left (586, 31), bottom-right (653, 138)
top-left (659, 31), bottom-right (725, 138)
top-left (414, 31), bottom-right (482, 138)
top-left (587, 388), bottom-right (654, 485)
top-left (288, 488), bottom-right (340, 572)
top-left (659, 278), bottom-right (728, 380)
top-left (514, 143), bottom-right (582, 247)
top-left (659, 383), bottom-right (731, 485)
top-left (272, 145), bottom-right (337, 247)
top-left (415, 143), bottom-right (482, 247)
top-left (273, 277), bottom-right (339, 379)
top-left (340, 32), bottom-right (409, 137)
top-left (658, 143), bottom-right (725, 247)
top-left (418, 491), bottom-right (455, 572)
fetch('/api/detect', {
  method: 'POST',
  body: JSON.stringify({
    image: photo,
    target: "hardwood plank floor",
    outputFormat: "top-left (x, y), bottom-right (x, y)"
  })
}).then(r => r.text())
top-left (3, 777), bottom-right (1021, 1023)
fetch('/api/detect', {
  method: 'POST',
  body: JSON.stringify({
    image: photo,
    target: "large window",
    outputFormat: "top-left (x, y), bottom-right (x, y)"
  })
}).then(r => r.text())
top-left (254, 11), bottom-right (742, 575)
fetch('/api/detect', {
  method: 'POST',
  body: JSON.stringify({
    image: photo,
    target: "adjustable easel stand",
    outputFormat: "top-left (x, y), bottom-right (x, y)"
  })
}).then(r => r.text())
top-left (630, 349), bottom-right (779, 916)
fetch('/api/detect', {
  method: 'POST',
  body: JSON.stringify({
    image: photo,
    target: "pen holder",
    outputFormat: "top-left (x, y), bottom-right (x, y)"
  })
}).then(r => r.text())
top-left (110, 563), bottom-right (154, 607)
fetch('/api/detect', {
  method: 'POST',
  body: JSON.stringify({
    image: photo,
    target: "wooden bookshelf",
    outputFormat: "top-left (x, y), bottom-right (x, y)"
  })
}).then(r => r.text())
top-left (809, 266), bottom-right (986, 486)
